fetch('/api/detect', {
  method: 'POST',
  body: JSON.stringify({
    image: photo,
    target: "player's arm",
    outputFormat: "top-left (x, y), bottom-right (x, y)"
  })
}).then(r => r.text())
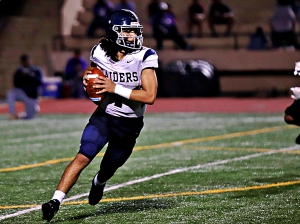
top-left (129, 68), bottom-right (158, 105)
top-left (94, 68), bottom-right (158, 105)
top-left (290, 87), bottom-right (300, 100)
top-left (291, 61), bottom-right (300, 100)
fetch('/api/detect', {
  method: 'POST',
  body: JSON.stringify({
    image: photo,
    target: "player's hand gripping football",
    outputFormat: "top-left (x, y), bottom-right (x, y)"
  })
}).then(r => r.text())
top-left (294, 61), bottom-right (300, 76)
top-left (290, 87), bottom-right (300, 100)
top-left (82, 68), bottom-right (92, 91)
top-left (82, 68), bottom-right (116, 94)
top-left (92, 76), bottom-right (116, 94)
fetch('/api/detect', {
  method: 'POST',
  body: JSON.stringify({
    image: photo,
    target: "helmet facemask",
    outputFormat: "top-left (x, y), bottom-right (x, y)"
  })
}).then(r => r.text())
top-left (112, 24), bottom-right (143, 51)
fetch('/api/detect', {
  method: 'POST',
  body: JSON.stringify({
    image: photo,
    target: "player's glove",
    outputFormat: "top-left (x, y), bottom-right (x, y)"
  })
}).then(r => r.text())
top-left (294, 61), bottom-right (300, 76)
top-left (290, 87), bottom-right (300, 100)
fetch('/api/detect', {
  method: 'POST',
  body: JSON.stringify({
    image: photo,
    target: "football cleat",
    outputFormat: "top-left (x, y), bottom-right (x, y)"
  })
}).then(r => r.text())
top-left (88, 179), bottom-right (106, 205)
top-left (42, 199), bottom-right (60, 222)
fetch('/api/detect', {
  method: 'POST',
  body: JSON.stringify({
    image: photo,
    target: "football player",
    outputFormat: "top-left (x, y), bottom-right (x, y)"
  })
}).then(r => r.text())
top-left (284, 61), bottom-right (300, 144)
top-left (42, 9), bottom-right (158, 222)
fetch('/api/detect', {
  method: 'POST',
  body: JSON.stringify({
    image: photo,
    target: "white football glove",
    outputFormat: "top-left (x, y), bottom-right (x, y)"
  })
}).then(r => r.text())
top-left (294, 61), bottom-right (300, 76)
top-left (290, 87), bottom-right (300, 100)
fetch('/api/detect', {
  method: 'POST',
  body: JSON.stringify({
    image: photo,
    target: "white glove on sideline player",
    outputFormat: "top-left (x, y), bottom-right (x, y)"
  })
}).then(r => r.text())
top-left (294, 61), bottom-right (300, 76)
top-left (290, 87), bottom-right (300, 100)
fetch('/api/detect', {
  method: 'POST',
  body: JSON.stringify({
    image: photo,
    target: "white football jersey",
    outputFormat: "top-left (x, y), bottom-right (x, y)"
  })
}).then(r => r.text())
top-left (90, 44), bottom-right (159, 118)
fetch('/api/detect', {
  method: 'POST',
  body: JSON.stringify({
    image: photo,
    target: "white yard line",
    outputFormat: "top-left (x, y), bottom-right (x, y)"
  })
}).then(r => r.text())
top-left (0, 145), bottom-right (298, 221)
top-left (6, 131), bottom-right (82, 143)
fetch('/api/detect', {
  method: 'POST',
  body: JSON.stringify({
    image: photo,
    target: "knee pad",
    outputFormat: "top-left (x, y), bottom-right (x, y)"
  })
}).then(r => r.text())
top-left (79, 125), bottom-right (109, 159)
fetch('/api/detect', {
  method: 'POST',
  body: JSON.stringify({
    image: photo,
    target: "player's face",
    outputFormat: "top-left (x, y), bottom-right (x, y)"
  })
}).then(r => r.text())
top-left (120, 28), bottom-right (137, 42)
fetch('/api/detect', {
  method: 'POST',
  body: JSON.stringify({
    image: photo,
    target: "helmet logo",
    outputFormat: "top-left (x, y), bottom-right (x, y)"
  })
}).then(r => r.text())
top-left (131, 22), bottom-right (140, 26)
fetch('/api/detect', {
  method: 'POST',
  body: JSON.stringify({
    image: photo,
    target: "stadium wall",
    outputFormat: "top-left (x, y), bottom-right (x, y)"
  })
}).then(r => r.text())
top-left (0, 0), bottom-right (299, 98)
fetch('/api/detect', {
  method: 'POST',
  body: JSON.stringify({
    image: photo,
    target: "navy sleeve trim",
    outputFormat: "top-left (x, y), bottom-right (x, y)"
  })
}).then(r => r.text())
top-left (143, 49), bottom-right (157, 62)
top-left (91, 45), bottom-right (97, 58)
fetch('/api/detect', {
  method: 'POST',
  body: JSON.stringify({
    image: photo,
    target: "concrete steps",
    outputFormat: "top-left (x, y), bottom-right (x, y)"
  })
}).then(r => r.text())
top-left (0, 0), bottom-right (61, 98)
top-left (50, 48), bottom-right (300, 95)
top-left (61, 35), bottom-right (252, 52)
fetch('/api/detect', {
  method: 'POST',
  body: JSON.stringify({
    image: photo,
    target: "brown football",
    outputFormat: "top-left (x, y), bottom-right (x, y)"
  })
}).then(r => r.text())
top-left (86, 67), bottom-right (106, 105)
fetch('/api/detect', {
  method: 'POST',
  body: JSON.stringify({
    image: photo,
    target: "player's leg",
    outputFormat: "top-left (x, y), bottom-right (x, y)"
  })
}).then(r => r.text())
top-left (284, 100), bottom-right (300, 144)
top-left (88, 116), bottom-right (144, 205)
top-left (6, 88), bottom-right (25, 119)
top-left (225, 17), bottom-right (235, 36)
top-left (42, 114), bottom-right (110, 221)
top-left (208, 16), bottom-right (218, 37)
top-left (170, 29), bottom-right (190, 50)
top-left (284, 114), bottom-right (296, 124)
top-left (6, 89), bottom-right (17, 119)
top-left (284, 100), bottom-right (300, 125)
top-left (88, 137), bottom-right (136, 205)
top-left (42, 153), bottom-right (91, 222)
top-left (56, 153), bottom-right (91, 193)
top-left (187, 19), bottom-right (193, 37)
top-left (23, 97), bottom-right (39, 119)
top-left (197, 20), bottom-right (204, 37)
top-left (153, 28), bottom-right (164, 50)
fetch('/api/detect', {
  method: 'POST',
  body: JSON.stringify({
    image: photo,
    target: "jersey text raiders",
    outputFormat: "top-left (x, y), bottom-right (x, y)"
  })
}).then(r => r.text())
top-left (90, 44), bottom-right (158, 118)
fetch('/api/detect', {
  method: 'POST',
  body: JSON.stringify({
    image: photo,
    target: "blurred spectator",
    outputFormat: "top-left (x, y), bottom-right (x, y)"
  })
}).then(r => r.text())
top-left (148, 0), bottom-right (162, 23)
top-left (64, 49), bottom-right (88, 98)
top-left (151, 2), bottom-right (194, 50)
top-left (289, 0), bottom-right (300, 26)
top-left (187, 0), bottom-right (206, 37)
top-left (277, 0), bottom-right (295, 7)
top-left (269, 2), bottom-right (298, 50)
top-left (87, 0), bottom-right (114, 38)
top-left (247, 26), bottom-right (269, 50)
top-left (6, 54), bottom-right (43, 120)
top-left (115, 0), bottom-right (136, 12)
top-left (207, 0), bottom-right (235, 37)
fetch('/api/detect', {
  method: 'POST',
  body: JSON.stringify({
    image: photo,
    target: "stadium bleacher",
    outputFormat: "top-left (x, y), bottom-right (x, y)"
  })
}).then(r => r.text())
top-left (0, 0), bottom-right (299, 98)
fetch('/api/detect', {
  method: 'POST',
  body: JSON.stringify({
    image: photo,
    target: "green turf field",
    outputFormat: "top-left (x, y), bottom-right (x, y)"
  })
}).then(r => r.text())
top-left (0, 113), bottom-right (300, 224)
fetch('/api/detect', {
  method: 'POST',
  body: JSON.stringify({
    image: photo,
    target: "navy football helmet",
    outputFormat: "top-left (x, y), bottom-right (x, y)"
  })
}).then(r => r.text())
top-left (106, 9), bottom-right (143, 51)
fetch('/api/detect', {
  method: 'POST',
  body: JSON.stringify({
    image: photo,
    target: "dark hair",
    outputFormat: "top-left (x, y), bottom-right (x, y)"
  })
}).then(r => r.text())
top-left (256, 26), bottom-right (264, 34)
top-left (20, 54), bottom-right (29, 62)
top-left (74, 48), bottom-right (81, 55)
top-left (99, 36), bottom-right (135, 59)
top-left (277, 0), bottom-right (293, 6)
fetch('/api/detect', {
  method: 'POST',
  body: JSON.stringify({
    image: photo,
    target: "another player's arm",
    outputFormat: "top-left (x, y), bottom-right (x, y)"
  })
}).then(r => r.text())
top-left (94, 68), bottom-right (158, 105)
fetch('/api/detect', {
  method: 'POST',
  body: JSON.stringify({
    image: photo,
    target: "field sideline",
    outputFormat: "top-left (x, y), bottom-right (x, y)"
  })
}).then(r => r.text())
top-left (0, 97), bottom-right (294, 114)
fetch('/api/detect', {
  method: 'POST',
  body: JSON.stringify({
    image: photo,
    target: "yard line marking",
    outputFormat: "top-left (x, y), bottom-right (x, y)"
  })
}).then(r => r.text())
top-left (65, 178), bottom-right (300, 203)
top-left (6, 131), bottom-right (82, 143)
top-left (185, 146), bottom-right (300, 154)
top-left (0, 125), bottom-right (294, 173)
top-left (0, 144), bottom-right (298, 221)
top-left (0, 152), bottom-right (103, 172)
top-left (3, 178), bottom-right (300, 209)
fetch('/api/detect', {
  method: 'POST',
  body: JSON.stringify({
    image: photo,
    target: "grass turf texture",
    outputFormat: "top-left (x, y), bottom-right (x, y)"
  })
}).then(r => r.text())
top-left (0, 113), bottom-right (300, 223)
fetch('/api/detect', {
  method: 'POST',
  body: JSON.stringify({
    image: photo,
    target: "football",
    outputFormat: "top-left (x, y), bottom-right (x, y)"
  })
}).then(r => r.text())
top-left (86, 67), bottom-right (106, 105)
